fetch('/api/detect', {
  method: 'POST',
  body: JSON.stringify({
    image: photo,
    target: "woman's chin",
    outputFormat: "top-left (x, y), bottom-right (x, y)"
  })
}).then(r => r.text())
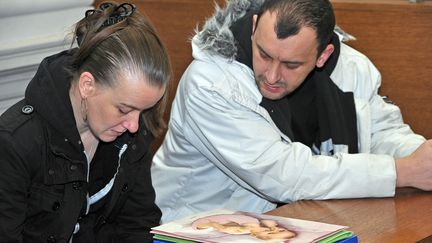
top-left (99, 134), bottom-right (118, 143)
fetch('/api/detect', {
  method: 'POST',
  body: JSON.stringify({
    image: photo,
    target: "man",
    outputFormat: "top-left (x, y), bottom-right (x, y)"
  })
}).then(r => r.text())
top-left (152, 0), bottom-right (432, 223)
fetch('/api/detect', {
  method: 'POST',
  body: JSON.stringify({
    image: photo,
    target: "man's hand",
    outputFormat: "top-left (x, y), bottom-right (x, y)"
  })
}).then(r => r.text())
top-left (395, 139), bottom-right (432, 190)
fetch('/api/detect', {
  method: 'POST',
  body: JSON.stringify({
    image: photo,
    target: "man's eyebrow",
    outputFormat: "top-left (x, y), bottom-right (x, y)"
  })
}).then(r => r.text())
top-left (257, 43), bottom-right (271, 58)
top-left (281, 60), bottom-right (304, 66)
top-left (256, 43), bottom-right (304, 65)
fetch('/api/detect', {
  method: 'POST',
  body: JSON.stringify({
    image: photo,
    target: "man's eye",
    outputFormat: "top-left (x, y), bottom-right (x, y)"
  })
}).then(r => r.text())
top-left (284, 63), bottom-right (300, 70)
top-left (260, 52), bottom-right (270, 60)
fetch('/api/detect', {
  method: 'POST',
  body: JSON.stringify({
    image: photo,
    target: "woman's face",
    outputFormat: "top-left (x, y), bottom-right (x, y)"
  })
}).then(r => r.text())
top-left (85, 74), bottom-right (165, 142)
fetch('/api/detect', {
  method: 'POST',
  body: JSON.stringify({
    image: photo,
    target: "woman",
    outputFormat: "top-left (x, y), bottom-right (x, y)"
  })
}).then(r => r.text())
top-left (0, 2), bottom-right (170, 242)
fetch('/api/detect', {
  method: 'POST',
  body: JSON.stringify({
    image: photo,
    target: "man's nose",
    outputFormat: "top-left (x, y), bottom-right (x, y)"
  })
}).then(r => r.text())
top-left (266, 61), bottom-right (281, 84)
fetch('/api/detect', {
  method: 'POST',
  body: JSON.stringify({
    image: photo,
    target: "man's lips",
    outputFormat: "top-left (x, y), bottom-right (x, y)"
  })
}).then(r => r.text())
top-left (263, 82), bottom-right (281, 93)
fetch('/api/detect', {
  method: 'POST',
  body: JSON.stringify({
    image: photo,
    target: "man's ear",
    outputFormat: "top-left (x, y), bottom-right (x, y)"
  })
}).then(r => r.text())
top-left (78, 71), bottom-right (96, 98)
top-left (252, 14), bottom-right (258, 34)
top-left (316, 44), bottom-right (334, 68)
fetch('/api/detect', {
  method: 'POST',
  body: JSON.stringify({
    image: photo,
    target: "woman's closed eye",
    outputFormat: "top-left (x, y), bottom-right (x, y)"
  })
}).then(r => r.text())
top-left (118, 107), bottom-right (132, 115)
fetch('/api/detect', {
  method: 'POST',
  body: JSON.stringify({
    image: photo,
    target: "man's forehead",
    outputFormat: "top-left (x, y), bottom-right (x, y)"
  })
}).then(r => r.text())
top-left (253, 20), bottom-right (319, 61)
top-left (255, 11), bottom-right (277, 32)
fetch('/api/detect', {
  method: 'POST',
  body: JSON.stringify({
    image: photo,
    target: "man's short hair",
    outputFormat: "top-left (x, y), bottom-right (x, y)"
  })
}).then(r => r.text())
top-left (256, 0), bottom-right (336, 55)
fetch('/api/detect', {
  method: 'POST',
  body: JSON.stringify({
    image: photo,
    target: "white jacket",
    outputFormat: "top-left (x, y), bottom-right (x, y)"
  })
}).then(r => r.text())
top-left (152, 1), bottom-right (425, 223)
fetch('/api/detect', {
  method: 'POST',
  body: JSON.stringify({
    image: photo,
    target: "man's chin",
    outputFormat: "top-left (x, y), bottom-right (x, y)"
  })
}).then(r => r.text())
top-left (258, 85), bottom-right (288, 100)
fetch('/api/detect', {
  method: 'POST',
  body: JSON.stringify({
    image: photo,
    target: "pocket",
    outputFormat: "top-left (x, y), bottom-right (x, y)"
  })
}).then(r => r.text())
top-left (25, 183), bottom-right (64, 230)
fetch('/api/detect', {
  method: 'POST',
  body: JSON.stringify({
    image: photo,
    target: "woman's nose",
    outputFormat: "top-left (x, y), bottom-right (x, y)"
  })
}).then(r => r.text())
top-left (123, 111), bottom-right (140, 133)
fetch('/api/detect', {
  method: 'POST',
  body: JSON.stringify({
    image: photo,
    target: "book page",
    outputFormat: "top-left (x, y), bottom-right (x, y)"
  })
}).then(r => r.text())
top-left (151, 209), bottom-right (348, 243)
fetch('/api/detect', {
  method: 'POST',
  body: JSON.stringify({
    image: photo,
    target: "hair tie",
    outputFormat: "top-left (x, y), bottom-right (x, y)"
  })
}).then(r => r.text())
top-left (77, 3), bottom-right (136, 46)
top-left (101, 3), bottom-right (136, 28)
top-left (84, 3), bottom-right (136, 28)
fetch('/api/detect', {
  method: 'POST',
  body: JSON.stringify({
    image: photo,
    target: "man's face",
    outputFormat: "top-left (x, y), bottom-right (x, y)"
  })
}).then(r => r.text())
top-left (251, 11), bottom-right (331, 100)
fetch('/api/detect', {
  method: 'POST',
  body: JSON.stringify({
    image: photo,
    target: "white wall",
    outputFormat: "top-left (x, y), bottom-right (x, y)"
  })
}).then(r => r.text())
top-left (0, 0), bottom-right (93, 114)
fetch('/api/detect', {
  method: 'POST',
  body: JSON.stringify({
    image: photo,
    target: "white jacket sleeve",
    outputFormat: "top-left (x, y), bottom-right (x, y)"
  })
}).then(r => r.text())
top-left (369, 93), bottom-right (425, 158)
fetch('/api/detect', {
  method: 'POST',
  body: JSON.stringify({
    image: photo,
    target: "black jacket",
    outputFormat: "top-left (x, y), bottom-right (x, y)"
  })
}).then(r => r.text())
top-left (0, 50), bottom-right (161, 243)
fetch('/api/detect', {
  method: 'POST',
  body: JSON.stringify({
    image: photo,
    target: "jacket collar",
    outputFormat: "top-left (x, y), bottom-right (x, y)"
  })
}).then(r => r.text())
top-left (25, 49), bottom-right (82, 151)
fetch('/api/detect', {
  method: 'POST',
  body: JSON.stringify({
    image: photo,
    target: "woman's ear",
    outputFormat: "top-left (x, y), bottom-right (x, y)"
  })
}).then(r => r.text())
top-left (316, 44), bottom-right (335, 68)
top-left (78, 72), bottom-right (96, 98)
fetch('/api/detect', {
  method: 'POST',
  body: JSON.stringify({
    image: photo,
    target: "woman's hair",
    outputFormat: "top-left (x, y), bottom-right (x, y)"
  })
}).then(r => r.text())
top-left (69, 1), bottom-right (171, 136)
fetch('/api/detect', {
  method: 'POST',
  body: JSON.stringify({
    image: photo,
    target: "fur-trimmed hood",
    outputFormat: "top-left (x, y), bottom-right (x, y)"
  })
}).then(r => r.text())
top-left (194, 0), bottom-right (355, 60)
top-left (195, 0), bottom-right (263, 60)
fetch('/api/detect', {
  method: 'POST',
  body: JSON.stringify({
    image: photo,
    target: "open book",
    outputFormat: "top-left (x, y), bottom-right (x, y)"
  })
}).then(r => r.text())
top-left (151, 209), bottom-right (357, 243)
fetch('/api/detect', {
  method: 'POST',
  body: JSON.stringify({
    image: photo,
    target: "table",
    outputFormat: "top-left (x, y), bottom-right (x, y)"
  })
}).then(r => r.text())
top-left (267, 188), bottom-right (432, 242)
